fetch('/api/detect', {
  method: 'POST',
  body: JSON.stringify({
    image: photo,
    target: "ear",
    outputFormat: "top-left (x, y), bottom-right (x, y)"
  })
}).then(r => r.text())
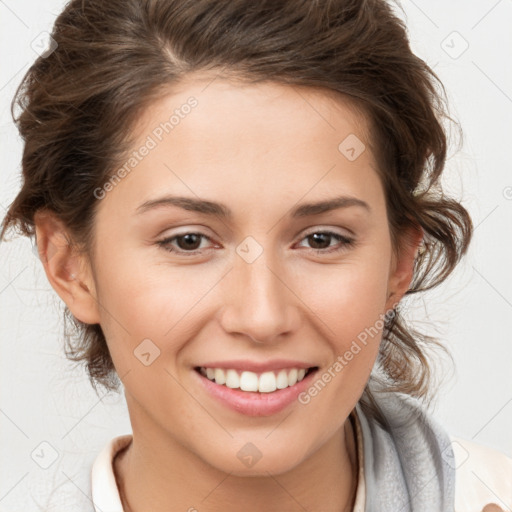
top-left (385, 224), bottom-right (424, 311)
top-left (33, 209), bottom-right (101, 325)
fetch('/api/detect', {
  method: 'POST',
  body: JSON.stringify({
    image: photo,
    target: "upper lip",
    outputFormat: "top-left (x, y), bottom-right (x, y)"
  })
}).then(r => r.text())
top-left (195, 359), bottom-right (317, 373)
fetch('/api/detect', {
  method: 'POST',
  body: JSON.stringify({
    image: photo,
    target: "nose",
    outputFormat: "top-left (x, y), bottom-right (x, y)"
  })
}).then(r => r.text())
top-left (218, 249), bottom-right (301, 345)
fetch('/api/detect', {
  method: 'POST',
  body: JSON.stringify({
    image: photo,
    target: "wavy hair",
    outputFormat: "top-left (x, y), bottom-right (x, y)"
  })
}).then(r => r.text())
top-left (0, 0), bottom-right (473, 425)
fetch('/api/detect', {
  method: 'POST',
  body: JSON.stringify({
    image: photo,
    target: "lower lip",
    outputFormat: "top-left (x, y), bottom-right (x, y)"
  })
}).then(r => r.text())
top-left (193, 368), bottom-right (318, 417)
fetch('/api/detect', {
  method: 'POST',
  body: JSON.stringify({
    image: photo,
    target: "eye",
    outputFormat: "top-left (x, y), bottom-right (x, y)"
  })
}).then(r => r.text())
top-left (156, 229), bottom-right (355, 256)
top-left (157, 232), bottom-right (214, 255)
top-left (296, 230), bottom-right (355, 254)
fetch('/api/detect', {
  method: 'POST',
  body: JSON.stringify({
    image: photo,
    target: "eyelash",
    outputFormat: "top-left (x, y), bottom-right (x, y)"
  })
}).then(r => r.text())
top-left (156, 230), bottom-right (356, 256)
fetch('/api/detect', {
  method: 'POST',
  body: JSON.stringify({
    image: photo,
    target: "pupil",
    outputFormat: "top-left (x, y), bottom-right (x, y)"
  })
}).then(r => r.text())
top-left (309, 233), bottom-right (330, 249)
top-left (178, 234), bottom-right (201, 250)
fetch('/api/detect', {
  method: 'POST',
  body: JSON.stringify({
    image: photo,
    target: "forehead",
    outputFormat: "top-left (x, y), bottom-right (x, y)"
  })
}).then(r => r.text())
top-left (95, 76), bottom-right (384, 223)
top-left (138, 75), bottom-right (372, 149)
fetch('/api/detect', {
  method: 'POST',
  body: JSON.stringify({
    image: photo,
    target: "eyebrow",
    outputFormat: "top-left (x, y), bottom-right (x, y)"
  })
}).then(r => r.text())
top-left (135, 194), bottom-right (371, 218)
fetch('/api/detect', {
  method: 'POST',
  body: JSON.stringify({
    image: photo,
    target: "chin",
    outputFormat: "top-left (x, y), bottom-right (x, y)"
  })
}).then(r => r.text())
top-left (201, 441), bottom-right (312, 477)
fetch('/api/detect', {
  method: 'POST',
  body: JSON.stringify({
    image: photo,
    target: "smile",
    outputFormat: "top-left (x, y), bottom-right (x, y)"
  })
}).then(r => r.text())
top-left (197, 366), bottom-right (316, 393)
top-left (193, 364), bottom-right (319, 416)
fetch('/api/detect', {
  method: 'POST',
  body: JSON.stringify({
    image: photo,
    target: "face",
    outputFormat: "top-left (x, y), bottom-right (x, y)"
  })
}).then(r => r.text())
top-left (43, 76), bottom-right (419, 476)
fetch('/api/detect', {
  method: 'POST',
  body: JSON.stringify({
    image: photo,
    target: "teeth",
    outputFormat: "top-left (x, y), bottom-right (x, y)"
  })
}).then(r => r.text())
top-left (225, 369), bottom-right (239, 388)
top-left (240, 371), bottom-right (259, 391)
top-left (214, 368), bottom-right (226, 385)
top-left (199, 367), bottom-right (311, 392)
top-left (276, 370), bottom-right (288, 389)
top-left (258, 371), bottom-right (276, 393)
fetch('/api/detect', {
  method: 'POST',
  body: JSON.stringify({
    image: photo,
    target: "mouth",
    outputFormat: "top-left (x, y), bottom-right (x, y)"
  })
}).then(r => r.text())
top-left (194, 366), bottom-right (318, 393)
top-left (193, 364), bottom-right (320, 416)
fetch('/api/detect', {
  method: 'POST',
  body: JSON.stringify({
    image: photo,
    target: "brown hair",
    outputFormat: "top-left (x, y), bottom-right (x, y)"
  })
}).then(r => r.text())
top-left (0, 0), bottom-right (472, 422)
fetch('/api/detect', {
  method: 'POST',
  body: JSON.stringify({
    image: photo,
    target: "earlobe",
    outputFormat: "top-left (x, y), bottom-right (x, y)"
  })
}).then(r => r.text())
top-left (385, 225), bottom-right (424, 310)
top-left (34, 210), bottom-right (101, 325)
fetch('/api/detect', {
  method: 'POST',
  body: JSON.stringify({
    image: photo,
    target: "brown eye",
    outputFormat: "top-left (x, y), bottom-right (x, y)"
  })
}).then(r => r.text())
top-left (307, 233), bottom-right (333, 250)
top-left (174, 233), bottom-right (203, 251)
top-left (297, 231), bottom-right (355, 254)
top-left (157, 233), bottom-right (212, 254)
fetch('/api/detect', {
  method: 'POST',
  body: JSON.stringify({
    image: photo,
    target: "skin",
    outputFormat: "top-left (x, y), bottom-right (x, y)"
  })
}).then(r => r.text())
top-left (34, 75), bottom-right (422, 511)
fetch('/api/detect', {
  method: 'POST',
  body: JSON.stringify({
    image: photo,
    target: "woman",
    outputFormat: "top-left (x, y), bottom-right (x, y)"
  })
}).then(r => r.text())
top-left (1, 0), bottom-right (511, 510)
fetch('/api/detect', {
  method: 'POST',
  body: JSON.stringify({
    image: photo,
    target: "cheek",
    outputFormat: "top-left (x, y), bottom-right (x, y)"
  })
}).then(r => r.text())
top-left (337, 276), bottom-right (389, 351)
top-left (305, 254), bottom-right (390, 340)
top-left (93, 255), bottom-right (221, 372)
top-left (301, 253), bottom-right (391, 390)
top-left (293, 282), bottom-right (389, 443)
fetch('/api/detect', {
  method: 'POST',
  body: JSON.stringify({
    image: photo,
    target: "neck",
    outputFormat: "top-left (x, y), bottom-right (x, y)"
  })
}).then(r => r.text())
top-left (114, 406), bottom-right (358, 512)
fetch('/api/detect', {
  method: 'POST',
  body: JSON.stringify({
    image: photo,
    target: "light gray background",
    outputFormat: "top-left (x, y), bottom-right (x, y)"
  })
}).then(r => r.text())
top-left (1, 0), bottom-right (511, 509)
